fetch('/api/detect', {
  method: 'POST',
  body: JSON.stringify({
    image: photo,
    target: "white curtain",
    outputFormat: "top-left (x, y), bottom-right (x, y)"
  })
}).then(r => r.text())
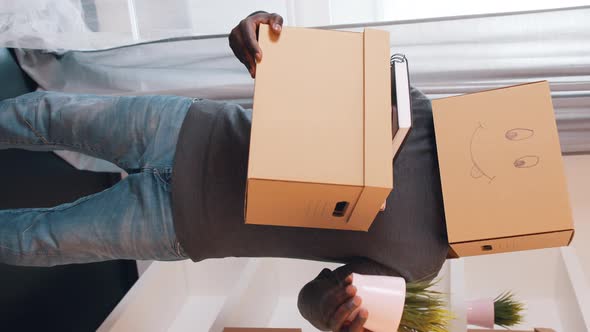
top-left (3, 0), bottom-right (589, 51)
top-left (14, 6), bottom-right (590, 164)
top-left (0, 0), bottom-right (124, 51)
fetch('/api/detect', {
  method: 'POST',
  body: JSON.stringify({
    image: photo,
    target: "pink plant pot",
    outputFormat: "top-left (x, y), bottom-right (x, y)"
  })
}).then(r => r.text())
top-left (350, 273), bottom-right (406, 332)
top-left (466, 298), bottom-right (495, 328)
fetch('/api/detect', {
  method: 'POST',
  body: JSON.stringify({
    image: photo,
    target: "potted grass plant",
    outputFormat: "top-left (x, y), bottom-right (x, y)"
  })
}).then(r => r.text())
top-left (467, 291), bottom-right (525, 328)
top-left (351, 274), bottom-right (453, 332)
top-left (398, 279), bottom-right (454, 332)
top-left (494, 291), bottom-right (525, 328)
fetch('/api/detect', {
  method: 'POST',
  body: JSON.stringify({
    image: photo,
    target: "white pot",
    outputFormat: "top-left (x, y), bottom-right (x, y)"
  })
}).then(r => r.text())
top-left (351, 273), bottom-right (406, 332)
top-left (466, 298), bottom-right (495, 328)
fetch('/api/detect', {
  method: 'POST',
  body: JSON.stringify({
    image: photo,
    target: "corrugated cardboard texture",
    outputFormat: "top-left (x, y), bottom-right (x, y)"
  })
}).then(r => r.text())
top-left (433, 82), bottom-right (573, 248)
top-left (451, 230), bottom-right (574, 257)
top-left (250, 24), bottom-right (364, 186)
top-left (246, 179), bottom-right (363, 230)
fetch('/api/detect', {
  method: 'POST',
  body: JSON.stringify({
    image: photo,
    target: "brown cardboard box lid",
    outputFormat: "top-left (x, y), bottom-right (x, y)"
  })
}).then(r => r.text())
top-left (432, 82), bottom-right (574, 245)
top-left (249, 24), bottom-right (392, 189)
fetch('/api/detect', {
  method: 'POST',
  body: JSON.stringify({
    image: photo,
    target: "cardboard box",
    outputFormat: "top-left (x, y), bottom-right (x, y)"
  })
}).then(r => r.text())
top-left (246, 25), bottom-right (392, 230)
top-left (433, 81), bottom-right (574, 257)
top-left (224, 329), bottom-right (301, 332)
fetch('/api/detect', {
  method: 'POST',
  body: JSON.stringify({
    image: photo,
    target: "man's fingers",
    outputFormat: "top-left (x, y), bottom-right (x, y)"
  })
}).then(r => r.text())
top-left (325, 283), bottom-right (356, 316)
top-left (229, 32), bottom-right (254, 72)
top-left (336, 284), bottom-right (356, 304)
top-left (240, 20), bottom-right (262, 62)
top-left (234, 25), bottom-right (257, 76)
top-left (269, 13), bottom-right (284, 33)
top-left (329, 296), bottom-right (362, 331)
top-left (344, 274), bottom-right (353, 285)
top-left (230, 12), bottom-right (284, 78)
top-left (250, 12), bottom-right (283, 29)
top-left (237, 47), bottom-right (255, 78)
top-left (243, 51), bottom-right (256, 78)
top-left (346, 308), bottom-right (368, 332)
top-left (325, 275), bottom-right (356, 321)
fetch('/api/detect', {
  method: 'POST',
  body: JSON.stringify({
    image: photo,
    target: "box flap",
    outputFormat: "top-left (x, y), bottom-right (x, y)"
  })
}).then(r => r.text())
top-left (433, 81), bottom-right (574, 243)
top-left (246, 178), bottom-right (364, 230)
top-left (362, 28), bottom-right (393, 189)
top-left (450, 229), bottom-right (573, 257)
top-left (345, 28), bottom-right (393, 230)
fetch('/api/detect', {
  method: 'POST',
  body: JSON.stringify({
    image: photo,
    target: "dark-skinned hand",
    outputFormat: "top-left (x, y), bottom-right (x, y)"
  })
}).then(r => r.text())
top-left (299, 272), bottom-right (371, 332)
top-left (229, 11), bottom-right (283, 78)
top-left (328, 274), bottom-right (371, 332)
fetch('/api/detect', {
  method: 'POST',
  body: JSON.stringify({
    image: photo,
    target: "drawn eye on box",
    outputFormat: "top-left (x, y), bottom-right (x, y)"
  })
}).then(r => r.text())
top-left (469, 124), bottom-right (540, 183)
top-left (505, 128), bottom-right (535, 141)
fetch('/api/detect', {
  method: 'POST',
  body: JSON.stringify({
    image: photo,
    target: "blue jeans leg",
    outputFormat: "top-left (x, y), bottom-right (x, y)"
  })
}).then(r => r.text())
top-left (0, 91), bottom-right (192, 266)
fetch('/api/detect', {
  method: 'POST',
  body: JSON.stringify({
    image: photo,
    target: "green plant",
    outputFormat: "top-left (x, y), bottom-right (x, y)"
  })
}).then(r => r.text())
top-left (494, 291), bottom-right (525, 328)
top-left (398, 279), bottom-right (454, 332)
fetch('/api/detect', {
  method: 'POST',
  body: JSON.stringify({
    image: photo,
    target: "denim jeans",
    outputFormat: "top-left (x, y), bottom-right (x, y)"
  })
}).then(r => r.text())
top-left (0, 91), bottom-right (192, 266)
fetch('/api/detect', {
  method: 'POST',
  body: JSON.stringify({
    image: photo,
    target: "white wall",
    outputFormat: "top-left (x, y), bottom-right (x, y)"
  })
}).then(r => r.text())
top-left (564, 154), bottom-right (590, 286)
top-left (93, 0), bottom-right (590, 42)
top-left (186, 0), bottom-right (290, 35)
top-left (460, 154), bottom-right (590, 331)
top-left (377, 0), bottom-right (590, 22)
top-left (93, 0), bottom-right (132, 33)
top-left (463, 249), bottom-right (565, 331)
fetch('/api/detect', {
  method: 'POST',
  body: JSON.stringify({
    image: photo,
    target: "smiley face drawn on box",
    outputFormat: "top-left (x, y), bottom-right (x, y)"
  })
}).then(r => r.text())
top-left (432, 82), bottom-right (573, 243)
top-left (469, 123), bottom-right (540, 184)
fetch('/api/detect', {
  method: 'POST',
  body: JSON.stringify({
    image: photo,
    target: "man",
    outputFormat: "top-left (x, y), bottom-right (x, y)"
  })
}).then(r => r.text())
top-left (0, 12), bottom-right (447, 332)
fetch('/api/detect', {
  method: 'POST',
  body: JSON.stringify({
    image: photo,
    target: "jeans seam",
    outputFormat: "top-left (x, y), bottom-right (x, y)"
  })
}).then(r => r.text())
top-left (6, 93), bottom-right (45, 107)
top-left (0, 139), bottom-right (100, 150)
top-left (0, 245), bottom-right (55, 256)
top-left (22, 119), bottom-right (50, 144)
top-left (138, 169), bottom-right (178, 257)
top-left (0, 245), bottom-right (98, 259)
